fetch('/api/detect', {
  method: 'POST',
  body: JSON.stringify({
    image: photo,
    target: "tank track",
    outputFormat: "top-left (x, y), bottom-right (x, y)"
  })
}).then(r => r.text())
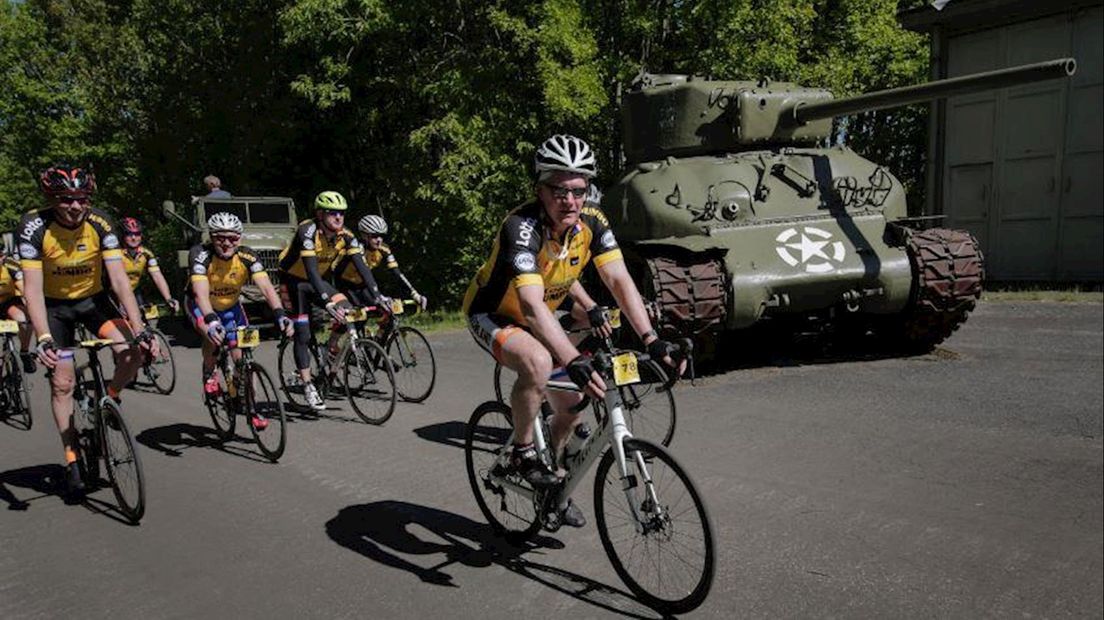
top-left (890, 227), bottom-right (984, 351)
top-left (641, 255), bottom-right (727, 342)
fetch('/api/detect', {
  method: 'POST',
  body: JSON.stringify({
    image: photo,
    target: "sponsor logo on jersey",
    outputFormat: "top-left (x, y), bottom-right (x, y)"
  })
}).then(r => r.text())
top-left (515, 218), bottom-right (537, 247)
top-left (19, 243), bottom-right (38, 260)
top-left (19, 217), bottom-right (45, 242)
top-left (600, 230), bottom-right (616, 250)
top-left (513, 252), bottom-right (537, 273)
top-left (103, 233), bottom-right (120, 249)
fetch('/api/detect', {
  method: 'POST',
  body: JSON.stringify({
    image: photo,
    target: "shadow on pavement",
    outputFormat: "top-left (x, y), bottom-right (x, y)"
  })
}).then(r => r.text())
top-left (326, 500), bottom-right (668, 619)
top-left (411, 421), bottom-right (467, 451)
top-left (136, 422), bottom-right (271, 463)
top-left (0, 464), bottom-right (62, 510)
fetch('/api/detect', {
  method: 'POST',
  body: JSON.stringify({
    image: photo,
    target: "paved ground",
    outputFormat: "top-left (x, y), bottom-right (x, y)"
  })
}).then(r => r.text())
top-left (1, 301), bottom-right (1101, 619)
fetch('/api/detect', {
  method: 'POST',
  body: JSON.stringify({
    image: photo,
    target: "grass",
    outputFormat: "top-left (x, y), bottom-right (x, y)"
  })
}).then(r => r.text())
top-left (982, 284), bottom-right (1102, 303)
top-left (403, 308), bottom-right (467, 333)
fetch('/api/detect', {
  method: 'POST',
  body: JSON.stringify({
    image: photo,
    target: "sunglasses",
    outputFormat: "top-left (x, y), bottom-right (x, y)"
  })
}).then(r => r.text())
top-left (324, 210), bottom-right (345, 217)
top-left (543, 184), bottom-right (588, 200)
top-left (212, 235), bottom-right (241, 243)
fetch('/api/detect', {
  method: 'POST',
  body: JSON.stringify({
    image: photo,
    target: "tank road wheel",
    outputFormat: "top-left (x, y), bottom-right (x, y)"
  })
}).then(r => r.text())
top-left (886, 228), bottom-right (984, 352)
top-left (624, 253), bottom-right (727, 359)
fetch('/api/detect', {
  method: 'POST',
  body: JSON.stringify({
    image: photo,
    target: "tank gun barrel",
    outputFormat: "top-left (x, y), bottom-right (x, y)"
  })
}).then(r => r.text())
top-left (787, 58), bottom-right (1076, 125)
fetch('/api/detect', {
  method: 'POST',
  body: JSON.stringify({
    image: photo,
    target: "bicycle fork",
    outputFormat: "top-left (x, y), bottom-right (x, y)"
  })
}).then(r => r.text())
top-left (606, 394), bottom-right (664, 535)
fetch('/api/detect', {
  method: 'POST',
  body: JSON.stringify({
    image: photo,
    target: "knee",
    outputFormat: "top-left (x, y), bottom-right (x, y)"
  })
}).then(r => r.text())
top-left (51, 375), bottom-right (75, 397)
top-left (515, 349), bottom-right (553, 387)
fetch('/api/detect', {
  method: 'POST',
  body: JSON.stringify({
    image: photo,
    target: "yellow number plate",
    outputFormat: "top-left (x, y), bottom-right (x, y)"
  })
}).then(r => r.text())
top-left (237, 327), bottom-right (261, 348)
top-left (143, 306), bottom-right (161, 320)
top-left (612, 352), bottom-right (641, 386)
top-left (391, 299), bottom-right (405, 315)
top-left (346, 307), bottom-right (368, 323)
top-left (0, 320), bottom-right (19, 334)
top-left (608, 308), bottom-right (622, 328)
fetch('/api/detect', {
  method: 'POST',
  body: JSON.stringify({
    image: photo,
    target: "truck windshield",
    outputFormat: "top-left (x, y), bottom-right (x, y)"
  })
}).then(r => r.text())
top-left (205, 204), bottom-right (247, 222)
top-left (250, 206), bottom-right (291, 224)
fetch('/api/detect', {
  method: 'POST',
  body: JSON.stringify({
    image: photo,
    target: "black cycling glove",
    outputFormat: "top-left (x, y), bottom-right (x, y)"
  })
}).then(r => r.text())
top-left (565, 355), bottom-right (596, 391)
top-left (647, 338), bottom-right (678, 361)
top-left (586, 305), bottom-right (610, 329)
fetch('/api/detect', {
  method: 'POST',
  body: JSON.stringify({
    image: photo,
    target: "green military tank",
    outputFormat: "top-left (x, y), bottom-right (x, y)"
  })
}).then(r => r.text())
top-left (605, 58), bottom-right (1076, 357)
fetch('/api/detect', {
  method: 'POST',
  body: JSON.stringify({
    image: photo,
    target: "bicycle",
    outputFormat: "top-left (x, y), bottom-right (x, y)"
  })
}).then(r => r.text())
top-left (70, 337), bottom-right (146, 523)
top-left (373, 299), bottom-right (437, 403)
top-left (205, 326), bottom-right (288, 462)
top-left (0, 319), bottom-right (32, 430)
top-left (133, 302), bottom-right (177, 395)
top-left (277, 307), bottom-right (396, 425)
top-left (492, 308), bottom-right (678, 447)
top-left (465, 344), bottom-right (714, 614)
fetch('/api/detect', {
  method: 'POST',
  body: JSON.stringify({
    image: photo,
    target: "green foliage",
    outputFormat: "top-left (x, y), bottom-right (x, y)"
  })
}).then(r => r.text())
top-left (0, 0), bottom-right (931, 300)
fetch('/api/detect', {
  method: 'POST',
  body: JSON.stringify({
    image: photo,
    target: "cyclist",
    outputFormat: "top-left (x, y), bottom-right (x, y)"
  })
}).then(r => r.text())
top-left (118, 217), bottom-right (180, 316)
top-left (186, 212), bottom-right (293, 430)
top-left (277, 191), bottom-right (379, 411)
top-left (331, 215), bottom-right (427, 319)
top-left (18, 163), bottom-right (156, 497)
top-left (463, 134), bottom-right (683, 527)
top-left (0, 245), bottom-right (36, 373)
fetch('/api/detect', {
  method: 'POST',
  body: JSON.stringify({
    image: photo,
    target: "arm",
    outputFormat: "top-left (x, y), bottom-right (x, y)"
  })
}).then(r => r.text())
top-left (146, 255), bottom-right (175, 306)
top-left (349, 253), bottom-right (384, 302)
top-left (596, 260), bottom-right (655, 344)
top-left (21, 269), bottom-right (52, 340)
top-left (254, 273), bottom-right (294, 337)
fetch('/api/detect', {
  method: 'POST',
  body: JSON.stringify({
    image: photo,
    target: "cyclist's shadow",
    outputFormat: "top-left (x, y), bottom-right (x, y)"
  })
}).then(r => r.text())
top-left (0, 464), bottom-right (62, 510)
top-left (325, 500), bottom-right (669, 619)
top-left (136, 422), bottom-right (270, 463)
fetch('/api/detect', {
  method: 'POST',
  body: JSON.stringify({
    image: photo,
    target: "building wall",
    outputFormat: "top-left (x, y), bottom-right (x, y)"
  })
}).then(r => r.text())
top-left (938, 5), bottom-right (1102, 281)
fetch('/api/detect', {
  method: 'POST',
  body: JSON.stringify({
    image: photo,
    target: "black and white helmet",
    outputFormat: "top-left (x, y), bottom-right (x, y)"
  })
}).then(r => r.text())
top-left (358, 214), bottom-right (388, 236)
top-left (585, 183), bottom-right (602, 206)
top-left (535, 134), bottom-right (597, 178)
top-left (208, 212), bottom-right (243, 235)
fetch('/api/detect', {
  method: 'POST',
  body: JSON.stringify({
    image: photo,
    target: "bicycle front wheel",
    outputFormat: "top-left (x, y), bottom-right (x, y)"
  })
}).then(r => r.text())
top-left (594, 438), bottom-right (714, 614)
top-left (618, 358), bottom-right (676, 447)
top-left (343, 339), bottom-right (396, 425)
top-left (386, 326), bottom-right (436, 402)
top-left (243, 362), bottom-right (287, 462)
top-left (100, 400), bottom-right (146, 524)
top-left (145, 330), bottom-right (177, 394)
top-left (205, 369), bottom-right (235, 441)
top-left (464, 401), bottom-right (542, 540)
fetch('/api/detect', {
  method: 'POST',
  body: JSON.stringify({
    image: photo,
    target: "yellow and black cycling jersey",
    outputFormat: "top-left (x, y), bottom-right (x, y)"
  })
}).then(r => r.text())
top-left (333, 242), bottom-right (397, 285)
top-left (462, 201), bottom-right (623, 325)
top-left (186, 244), bottom-right (268, 311)
top-left (277, 219), bottom-right (361, 280)
top-left (121, 246), bottom-right (161, 291)
top-left (0, 257), bottom-right (24, 304)
top-left (17, 207), bottom-right (123, 300)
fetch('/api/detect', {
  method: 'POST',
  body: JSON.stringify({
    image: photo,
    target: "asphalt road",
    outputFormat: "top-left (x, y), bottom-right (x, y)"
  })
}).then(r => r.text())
top-left (2, 301), bottom-right (1101, 619)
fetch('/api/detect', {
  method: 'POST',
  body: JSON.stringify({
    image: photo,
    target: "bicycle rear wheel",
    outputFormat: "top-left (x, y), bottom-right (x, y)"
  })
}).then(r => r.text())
top-left (343, 339), bottom-right (396, 424)
top-left (205, 368), bottom-right (236, 441)
top-left (100, 400), bottom-right (146, 523)
top-left (464, 401), bottom-right (543, 540)
top-left (492, 363), bottom-right (515, 404)
top-left (386, 326), bottom-right (436, 402)
top-left (594, 438), bottom-right (714, 614)
top-left (243, 362), bottom-right (287, 462)
top-left (276, 339), bottom-right (307, 409)
top-left (144, 330), bottom-right (177, 394)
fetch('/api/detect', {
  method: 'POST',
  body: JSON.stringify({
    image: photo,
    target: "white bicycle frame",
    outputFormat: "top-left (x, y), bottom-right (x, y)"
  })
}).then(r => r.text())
top-left (490, 369), bottom-right (664, 533)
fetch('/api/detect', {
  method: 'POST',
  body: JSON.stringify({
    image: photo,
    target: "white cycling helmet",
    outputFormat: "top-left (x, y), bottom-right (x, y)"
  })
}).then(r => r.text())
top-left (535, 134), bottom-right (597, 178)
top-left (585, 183), bottom-right (602, 206)
top-left (358, 214), bottom-right (388, 236)
top-left (208, 212), bottom-right (243, 235)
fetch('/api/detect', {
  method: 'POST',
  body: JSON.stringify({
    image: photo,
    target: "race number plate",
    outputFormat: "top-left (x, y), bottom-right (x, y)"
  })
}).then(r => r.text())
top-left (237, 327), bottom-right (261, 348)
top-left (0, 320), bottom-right (19, 334)
top-left (143, 306), bottom-right (161, 320)
top-left (608, 308), bottom-right (622, 328)
top-left (391, 299), bottom-right (405, 315)
top-left (612, 352), bottom-right (640, 386)
top-left (346, 307), bottom-right (368, 323)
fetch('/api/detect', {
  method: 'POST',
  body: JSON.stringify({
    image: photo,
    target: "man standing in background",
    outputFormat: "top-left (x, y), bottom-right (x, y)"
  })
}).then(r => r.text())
top-left (204, 175), bottom-right (231, 198)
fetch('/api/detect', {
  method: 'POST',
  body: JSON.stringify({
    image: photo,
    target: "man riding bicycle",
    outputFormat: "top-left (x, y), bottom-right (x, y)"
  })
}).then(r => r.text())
top-left (18, 163), bottom-right (157, 497)
top-left (463, 134), bottom-right (682, 527)
top-left (277, 191), bottom-right (382, 412)
top-left (0, 245), bottom-right (36, 373)
top-left (186, 212), bottom-right (293, 431)
top-left (118, 217), bottom-right (180, 317)
top-left (332, 214), bottom-right (428, 312)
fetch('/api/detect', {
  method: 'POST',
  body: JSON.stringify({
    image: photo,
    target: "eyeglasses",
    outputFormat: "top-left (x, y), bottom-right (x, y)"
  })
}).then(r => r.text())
top-left (543, 184), bottom-right (588, 200)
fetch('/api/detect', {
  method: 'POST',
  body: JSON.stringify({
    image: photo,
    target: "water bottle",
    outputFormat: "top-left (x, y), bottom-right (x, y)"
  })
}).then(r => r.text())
top-left (563, 422), bottom-right (592, 465)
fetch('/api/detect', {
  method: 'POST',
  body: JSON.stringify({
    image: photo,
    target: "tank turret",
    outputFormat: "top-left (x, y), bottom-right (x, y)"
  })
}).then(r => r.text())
top-left (609, 59), bottom-right (1076, 356)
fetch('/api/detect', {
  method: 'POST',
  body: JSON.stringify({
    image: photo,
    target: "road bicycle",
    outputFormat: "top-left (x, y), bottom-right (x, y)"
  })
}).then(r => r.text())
top-left (465, 345), bottom-right (714, 614)
top-left (133, 303), bottom-right (177, 394)
top-left (205, 326), bottom-right (288, 462)
top-left (277, 307), bottom-right (396, 424)
top-left (0, 319), bottom-right (32, 429)
top-left (71, 337), bottom-right (146, 523)
top-left (372, 299), bottom-right (437, 403)
top-left (492, 308), bottom-right (678, 446)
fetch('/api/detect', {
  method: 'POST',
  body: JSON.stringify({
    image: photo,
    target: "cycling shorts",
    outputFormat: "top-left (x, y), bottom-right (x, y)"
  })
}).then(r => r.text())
top-left (467, 313), bottom-right (529, 364)
top-left (279, 275), bottom-right (342, 319)
top-left (186, 296), bottom-right (248, 346)
top-left (46, 292), bottom-right (131, 349)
